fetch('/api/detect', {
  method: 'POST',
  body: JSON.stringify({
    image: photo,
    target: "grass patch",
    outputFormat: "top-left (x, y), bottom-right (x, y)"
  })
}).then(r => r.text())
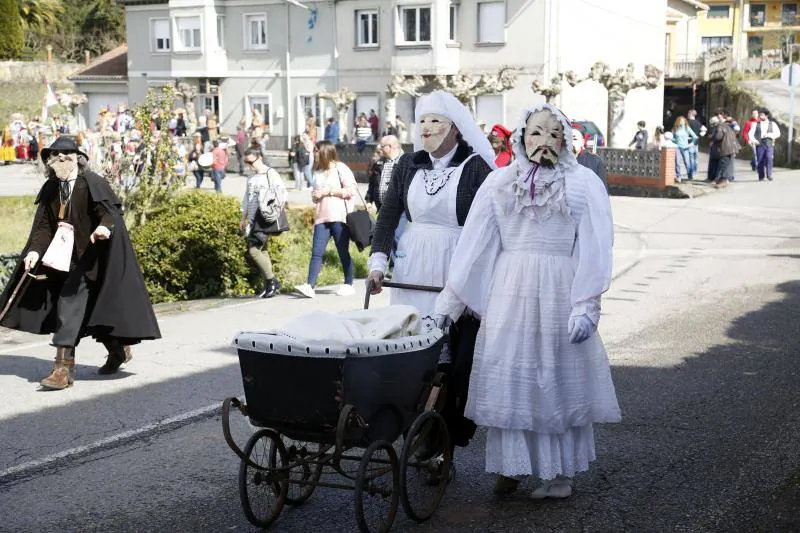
top-left (277, 207), bottom-right (369, 290)
top-left (0, 195), bottom-right (36, 254)
top-left (0, 81), bottom-right (72, 124)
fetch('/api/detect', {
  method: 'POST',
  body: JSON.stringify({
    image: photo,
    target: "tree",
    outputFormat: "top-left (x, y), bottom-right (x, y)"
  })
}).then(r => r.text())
top-left (17, 0), bottom-right (61, 33)
top-left (0, 0), bottom-right (25, 59)
top-left (103, 86), bottom-right (182, 228)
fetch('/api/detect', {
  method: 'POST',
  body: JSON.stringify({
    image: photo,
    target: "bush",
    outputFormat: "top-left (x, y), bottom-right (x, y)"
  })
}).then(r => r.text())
top-left (131, 190), bottom-right (257, 303)
top-left (131, 190), bottom-right (371, 303)
top-left (0, 0), bottom-right (24, 60)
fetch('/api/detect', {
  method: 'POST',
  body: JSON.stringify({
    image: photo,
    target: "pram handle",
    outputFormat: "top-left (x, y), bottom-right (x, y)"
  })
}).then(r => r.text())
top-left (364, 279), bottom-right (443, 309)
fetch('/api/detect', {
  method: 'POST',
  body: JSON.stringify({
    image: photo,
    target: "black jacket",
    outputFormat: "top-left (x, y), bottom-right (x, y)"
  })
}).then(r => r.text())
top-left (576, 151), bottom-right (608, 191)
top-left (371, 140), bottom-right (493, 256)
top-left (0, 171), bottom-right (161, 344)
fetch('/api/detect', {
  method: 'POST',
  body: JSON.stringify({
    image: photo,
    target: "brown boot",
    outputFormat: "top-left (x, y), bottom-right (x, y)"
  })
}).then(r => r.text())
top-left (98, 340), bottom-right (131, 375)
top-left (40, 347), bottom-right (76, 390)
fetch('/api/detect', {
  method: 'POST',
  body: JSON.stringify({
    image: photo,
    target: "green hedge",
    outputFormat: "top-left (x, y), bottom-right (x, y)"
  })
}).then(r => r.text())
top-left (131, 191), bottom-right (256, 303)
top-left (131, 190), bottom-right (370, 303)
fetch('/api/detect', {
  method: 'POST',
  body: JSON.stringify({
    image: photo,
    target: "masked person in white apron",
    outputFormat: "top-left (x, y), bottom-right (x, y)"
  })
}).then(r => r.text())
top-left (0, 137), bottom-right (161, 390)
top-left (433, 104), bottom-right (620, 499)
top-left (366, 91), bottom-right (497, 471)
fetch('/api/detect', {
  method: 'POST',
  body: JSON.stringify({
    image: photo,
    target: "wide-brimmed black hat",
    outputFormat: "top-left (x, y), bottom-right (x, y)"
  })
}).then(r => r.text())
top-left (40, 136), bottom-right (88, 163)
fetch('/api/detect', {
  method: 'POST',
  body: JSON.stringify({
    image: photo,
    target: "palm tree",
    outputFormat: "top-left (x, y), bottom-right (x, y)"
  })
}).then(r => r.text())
top-left (17, 0), bottom-right (62, 33)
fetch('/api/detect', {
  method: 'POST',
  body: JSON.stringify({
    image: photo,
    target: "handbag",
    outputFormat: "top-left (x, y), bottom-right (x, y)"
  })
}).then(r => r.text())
top-left (248, 207), bottom-right (289, 247)
top-left (259, 168), bottom-right (284, 224)
top-left (338, 166), bottom-right (374, 252)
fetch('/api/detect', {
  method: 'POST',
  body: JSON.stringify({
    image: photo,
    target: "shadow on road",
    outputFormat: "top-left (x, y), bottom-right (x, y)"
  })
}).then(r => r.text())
top-left (0, 281), bottom-right (799, 532)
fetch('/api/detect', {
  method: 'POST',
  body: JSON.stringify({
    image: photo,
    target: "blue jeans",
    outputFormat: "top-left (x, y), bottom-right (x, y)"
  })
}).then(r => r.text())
top-left (688, 144), bottom-right (698, 178)
top-left (193, 169), bottom-right (204, 188)
top-left (211, 169), bottom-right (224, 192)
top-left (756, 142), bottom-right (774, 179)
top-left (676, 146), bottom-right (692, 179)
top-left (308, 222), bottom-right (353, 287)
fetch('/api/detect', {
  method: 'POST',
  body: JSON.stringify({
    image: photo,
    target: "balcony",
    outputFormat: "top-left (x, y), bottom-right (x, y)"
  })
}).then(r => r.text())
top-left (665, 48), bottom-right (732, 82)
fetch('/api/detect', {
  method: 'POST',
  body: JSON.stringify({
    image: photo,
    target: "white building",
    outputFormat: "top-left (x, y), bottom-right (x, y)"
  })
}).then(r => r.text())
top-left (110, 0), bottom-right (667, 148)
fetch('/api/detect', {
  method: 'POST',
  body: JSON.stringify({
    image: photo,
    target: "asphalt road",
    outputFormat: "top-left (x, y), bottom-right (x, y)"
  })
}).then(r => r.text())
top-left (1, 157), bottom-right (799, 532)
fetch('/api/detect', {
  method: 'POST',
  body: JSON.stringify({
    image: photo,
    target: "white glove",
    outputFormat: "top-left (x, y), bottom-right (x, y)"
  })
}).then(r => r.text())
top-left (90, 225), bottom-right (111, 243)
top-left (568, 314), bottom-right (596, 344)
top-left (366, 270), bottom-right (384, 295)
top-left (23, 251), bottom-right (39, 271)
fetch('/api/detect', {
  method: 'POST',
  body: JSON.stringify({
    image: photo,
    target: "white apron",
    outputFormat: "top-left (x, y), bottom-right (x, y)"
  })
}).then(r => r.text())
top-left (390, 154), bottom-right (476, 332)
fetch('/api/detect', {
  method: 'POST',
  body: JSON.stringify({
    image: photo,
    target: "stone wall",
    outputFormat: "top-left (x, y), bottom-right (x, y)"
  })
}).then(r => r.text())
top-left (0, 61), bottom-right (81, 84)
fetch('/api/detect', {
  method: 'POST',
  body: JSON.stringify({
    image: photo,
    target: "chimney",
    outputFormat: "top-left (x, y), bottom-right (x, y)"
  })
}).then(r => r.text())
top-left (84, 50), bottom-right (91, 65)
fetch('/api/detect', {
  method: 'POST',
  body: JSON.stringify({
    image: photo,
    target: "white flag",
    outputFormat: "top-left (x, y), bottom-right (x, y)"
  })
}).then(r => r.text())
top-left (45, 83), bottom-right (58, 108)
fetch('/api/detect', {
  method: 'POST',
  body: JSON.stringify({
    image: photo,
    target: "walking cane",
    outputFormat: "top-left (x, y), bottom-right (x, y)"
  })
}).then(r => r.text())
top-left (364, 279), bottom-right (442, 310)
top-left (0, 269), bottom-right (47, 323)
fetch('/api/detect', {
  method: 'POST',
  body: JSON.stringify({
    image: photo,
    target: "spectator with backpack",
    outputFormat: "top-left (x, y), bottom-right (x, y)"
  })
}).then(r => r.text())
top-left (240, 147), bottom-right (288, 299)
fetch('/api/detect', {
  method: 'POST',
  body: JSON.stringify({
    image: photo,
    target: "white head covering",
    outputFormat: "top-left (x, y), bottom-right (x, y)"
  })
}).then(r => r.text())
top-left (510, 102), bottom-right (578, 173)
top-left (413, 91), bottom-right (497, 170)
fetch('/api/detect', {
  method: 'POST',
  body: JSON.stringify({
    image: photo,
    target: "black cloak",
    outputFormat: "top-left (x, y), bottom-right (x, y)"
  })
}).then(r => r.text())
top-left (0, 171), bottom-right (161, 345)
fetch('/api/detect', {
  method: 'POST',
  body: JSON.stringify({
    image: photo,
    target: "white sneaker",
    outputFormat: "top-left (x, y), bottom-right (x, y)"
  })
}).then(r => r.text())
top-left (295, 283), bottom-right (315, 298)
top-left (335, 284), bottom-right (355, 296)
top-left (531, 477), bottom-right (572, 499)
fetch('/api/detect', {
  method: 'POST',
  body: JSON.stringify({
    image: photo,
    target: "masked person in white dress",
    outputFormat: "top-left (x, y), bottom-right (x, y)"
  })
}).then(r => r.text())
top-left (366, 91), bottom-right (496, 466)
top-left (434, 103), bottom-right (621, 499)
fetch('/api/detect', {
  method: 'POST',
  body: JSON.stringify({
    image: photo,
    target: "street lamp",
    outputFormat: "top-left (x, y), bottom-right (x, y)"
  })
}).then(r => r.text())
top-left (283, 0), bottom-right (309, 149)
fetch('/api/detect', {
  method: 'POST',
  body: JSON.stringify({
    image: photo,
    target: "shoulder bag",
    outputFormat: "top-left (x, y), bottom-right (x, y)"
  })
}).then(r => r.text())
top-left (337, 165), bottom-right (374, 251)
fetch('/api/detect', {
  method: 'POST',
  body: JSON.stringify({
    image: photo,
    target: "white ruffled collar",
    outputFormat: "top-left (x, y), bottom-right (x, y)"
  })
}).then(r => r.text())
top-left (511, 159), bottom-right (571, 222)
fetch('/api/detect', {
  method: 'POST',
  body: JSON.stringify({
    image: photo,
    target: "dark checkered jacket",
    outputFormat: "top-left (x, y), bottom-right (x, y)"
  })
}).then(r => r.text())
top-left (371, 140), bottom-right (493, 256)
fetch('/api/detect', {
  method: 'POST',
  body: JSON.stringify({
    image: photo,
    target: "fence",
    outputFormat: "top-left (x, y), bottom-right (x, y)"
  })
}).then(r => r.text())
top-left (598, 147), bottom-right (675, 189)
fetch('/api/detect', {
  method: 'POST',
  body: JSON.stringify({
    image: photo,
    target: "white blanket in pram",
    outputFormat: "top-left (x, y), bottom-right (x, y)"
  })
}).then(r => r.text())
top-left (274, 305), bottom-right (421, 343)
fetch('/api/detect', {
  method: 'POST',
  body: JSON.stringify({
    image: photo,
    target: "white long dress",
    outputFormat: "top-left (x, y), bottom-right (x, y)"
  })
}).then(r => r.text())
top-left (435, 157), bottom-right (621, 480)
top-left (390, 154), bottom-right (477, 331)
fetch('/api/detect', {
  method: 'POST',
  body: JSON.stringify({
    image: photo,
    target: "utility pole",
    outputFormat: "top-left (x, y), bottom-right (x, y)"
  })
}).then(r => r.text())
top-left (283, 0), bottom-right (310, 150)
top-left (735, 0), bottom-right (745, 71)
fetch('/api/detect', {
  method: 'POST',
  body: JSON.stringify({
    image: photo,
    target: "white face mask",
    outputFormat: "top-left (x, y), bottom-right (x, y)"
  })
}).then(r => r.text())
top-left (47, 153), bottom-right (78, 181)
top-left (419, 113), bottom-right (453, 153)
top-left (523, 110), bottom-right (564, 167)
top-left (570, 129), bottom-right (584, 156)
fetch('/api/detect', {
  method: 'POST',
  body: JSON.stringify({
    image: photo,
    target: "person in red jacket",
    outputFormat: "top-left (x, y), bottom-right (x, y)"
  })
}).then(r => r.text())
top-left (489, 124), bottom-right (513, 167)
top-left (742, 109), bottom-right (760, 171)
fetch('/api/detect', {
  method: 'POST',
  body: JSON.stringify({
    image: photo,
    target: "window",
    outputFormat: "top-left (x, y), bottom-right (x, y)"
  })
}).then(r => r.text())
top-left (175, 16), bottom-right (201, 51)
top-left (356, 9), bottom-right (378, 47)
top-left (476, 95), bottom-right (503, 129)
top-left (217, 16), bottom-right (225, 49)
top-left (478, 2), bottom-right (505, 43)
top-left (245, 14), bottom-right (267, 50)
top-left (701, 36), bottom-right (732, 53)
top-left (707, 5), bottom-right (730, 19)
top-left (151, 18), bottom-right (170, 52)
top-left (750, 4), bottom-right (765, 27)
top-left (449, 2), bottom-right (459, 42)
top-left (748, 35), bottom-right (763, 57)
top-left (782, 3), bottom-right (798, 25)
top-left (249, 96), bottom-right (271, 128)
top-left (398, 5), bottom-right (431, 44)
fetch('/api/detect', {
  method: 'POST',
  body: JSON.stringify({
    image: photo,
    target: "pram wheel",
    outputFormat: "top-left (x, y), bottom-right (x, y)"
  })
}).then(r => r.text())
top-left (354, 440), bottom-right (399, 533)
top-left (273, 439), bottom-right (325, 506)
top-left (238, 429), bottom-right (288, 528)
top-left (400, 410), bottom-right (452, 522)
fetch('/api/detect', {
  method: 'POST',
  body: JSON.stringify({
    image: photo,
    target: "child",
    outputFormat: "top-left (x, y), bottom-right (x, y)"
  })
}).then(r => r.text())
top-left (629, 120), bottom-right (648, 150)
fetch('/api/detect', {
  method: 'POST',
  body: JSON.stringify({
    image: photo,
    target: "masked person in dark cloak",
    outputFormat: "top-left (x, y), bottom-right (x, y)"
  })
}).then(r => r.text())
top-left (0, 137), bottom-right (161, 390)
top-left (366, 90), bottom-right (497, 475)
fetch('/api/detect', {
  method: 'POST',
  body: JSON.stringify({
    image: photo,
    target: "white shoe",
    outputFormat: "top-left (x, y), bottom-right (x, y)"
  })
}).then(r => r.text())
top-left (531, 476), bottom-right (572, 499)
top-left (295, 283), bottom-right (315, 298)
top-left (335, 284), bottom-right (355, 296)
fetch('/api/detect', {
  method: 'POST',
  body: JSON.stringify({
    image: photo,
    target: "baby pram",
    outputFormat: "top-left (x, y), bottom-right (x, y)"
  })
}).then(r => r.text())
top-left (222, 281), bottom-right (451, 533)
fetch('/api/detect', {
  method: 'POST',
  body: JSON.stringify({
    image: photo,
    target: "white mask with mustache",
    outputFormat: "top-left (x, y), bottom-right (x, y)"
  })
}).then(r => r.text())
top-left (47, 153), bottom-right (79, 181)
top-left (419, 113), bottom-right (453, 153)
top-left (524, 110), bottom-right (564, 167)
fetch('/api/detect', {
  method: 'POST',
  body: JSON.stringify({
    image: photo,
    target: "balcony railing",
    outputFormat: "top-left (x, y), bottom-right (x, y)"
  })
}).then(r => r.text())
top-left (666, 48), bottom-right (732, 82)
